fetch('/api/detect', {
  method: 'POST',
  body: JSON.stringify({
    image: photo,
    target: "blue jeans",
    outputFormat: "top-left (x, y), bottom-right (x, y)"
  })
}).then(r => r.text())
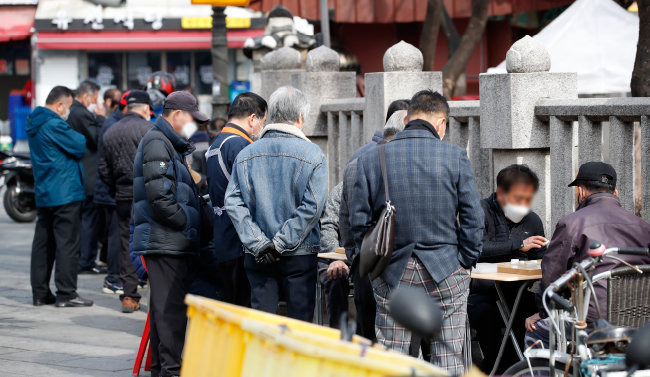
top-left (244, 253), bottom-right (318, 322)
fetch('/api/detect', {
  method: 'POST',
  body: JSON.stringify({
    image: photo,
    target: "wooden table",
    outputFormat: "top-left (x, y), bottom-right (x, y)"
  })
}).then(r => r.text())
top-left (472, 264), bottom-right (542, 376)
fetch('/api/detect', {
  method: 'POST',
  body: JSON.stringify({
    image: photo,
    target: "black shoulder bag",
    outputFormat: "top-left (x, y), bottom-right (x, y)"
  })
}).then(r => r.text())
top-left (359, 144), bottom-right (396, 280)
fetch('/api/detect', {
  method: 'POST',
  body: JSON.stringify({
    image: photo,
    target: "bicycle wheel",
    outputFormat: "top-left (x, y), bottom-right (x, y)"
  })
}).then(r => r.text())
top-left (503, 358), bottom-right (569, 377)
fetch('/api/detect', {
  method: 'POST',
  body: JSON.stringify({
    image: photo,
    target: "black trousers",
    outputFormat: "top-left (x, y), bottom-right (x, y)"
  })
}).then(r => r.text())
top-left (217, 256), bottom-right (251, 307)
top-left (78, 196), bottom-right (100, 271)
top-left (317, 260), bottom-right (350, 329)
top-left (244, 253), bottom-right (317, 322)
top-left (351, 261), bottom-right (377, 341)
top-left (145, 254), bottom-right (193, 377)
top-left (468, 282), bottom-right (537, 374)
top-left (116, 200), bottom-right (141, 302)
top-left (99, 204), bottom-right (121, 283)
top-left (31, 201), bottom-right (82, 301)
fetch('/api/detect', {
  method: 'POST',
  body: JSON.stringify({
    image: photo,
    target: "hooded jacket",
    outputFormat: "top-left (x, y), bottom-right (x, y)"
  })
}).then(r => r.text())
top-left (26, 106), bottom-right (86, 207)
top-left (132, 116), bottom-right (201, 256)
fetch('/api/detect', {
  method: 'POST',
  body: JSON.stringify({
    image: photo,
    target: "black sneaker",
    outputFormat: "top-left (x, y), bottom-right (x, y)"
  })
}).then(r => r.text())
top-left (33, 294), bottom-right (56, 306)
top-left (55, 295), bottom-right (94, 307)
top-left (78, 266), bottom-right (107, 275)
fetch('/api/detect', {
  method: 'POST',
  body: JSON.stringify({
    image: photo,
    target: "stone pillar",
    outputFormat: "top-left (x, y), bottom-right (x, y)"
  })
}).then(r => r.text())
top-left (479, 36), bottom-right (578, 232)
top-left (259, 47), bottom-right (303, 99)
top-left (363, 41), bottom-right (443, 142)
top-left (293, 46), bottom-right (356, 142)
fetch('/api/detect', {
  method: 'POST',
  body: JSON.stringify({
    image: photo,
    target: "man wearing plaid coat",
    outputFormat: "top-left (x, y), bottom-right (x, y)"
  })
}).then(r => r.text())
top-left (349, 90), bottom-right (484, 375)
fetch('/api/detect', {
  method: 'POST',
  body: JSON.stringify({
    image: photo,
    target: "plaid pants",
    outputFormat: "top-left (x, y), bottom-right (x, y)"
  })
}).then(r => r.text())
top-left (372, 257), bottom-right (470, 375)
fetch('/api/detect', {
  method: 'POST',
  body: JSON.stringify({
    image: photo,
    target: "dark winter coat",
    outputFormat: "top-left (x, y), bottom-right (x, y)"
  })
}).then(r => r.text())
top-left (539, 193), bottom-right (650, 325)
top-left (94, 110), bottom-right (123, 206)
top-left (480, 192), bottom-right (546, 263)
top-left (98, 112), bottom-right (152, 202)
top-left (26, 106), bottom-right (86, 207)
top-left (132, 116), bottom-right (201, 256)
top-left (349, 120), bottom-right (484, 287)
top-left (206, 124), bottom-right (252, 263)
top-left (67, 99), bottom-right (105, 196)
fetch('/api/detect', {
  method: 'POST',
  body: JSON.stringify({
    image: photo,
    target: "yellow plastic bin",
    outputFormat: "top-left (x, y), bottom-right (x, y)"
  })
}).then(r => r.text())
top-left (181, 294), bottom-right (448, 377)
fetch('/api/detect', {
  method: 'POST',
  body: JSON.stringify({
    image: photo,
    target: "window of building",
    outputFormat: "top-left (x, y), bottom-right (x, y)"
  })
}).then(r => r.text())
top-left (127, 52), bottom-right (161, 89)
top-left (194, 51), bottom-right (213, 95)
top-left (88, 52), bottom-right (123, 90)
top-left (166, 51), bottom-right (192, 90)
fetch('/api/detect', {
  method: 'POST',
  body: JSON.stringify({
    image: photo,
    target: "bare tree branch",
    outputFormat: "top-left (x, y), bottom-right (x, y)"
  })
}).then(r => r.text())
top-left (441, 0), bottom-right (490, 98)
top-left (420, 0), bottom-right (443, 71)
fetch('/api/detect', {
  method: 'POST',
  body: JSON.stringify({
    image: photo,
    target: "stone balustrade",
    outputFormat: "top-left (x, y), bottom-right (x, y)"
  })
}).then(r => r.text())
top-left (321, 97), bottom-right (366, 187)
top-left (257, 37), bottom-right (650, 234)
top-left (535, 97), bottom-right (650, 226)
top-left (447, 101), bottom-right (493, 199)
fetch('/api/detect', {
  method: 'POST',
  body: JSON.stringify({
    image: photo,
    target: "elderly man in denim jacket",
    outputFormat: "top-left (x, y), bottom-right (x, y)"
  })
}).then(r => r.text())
top-left (225, 86), bottom-right (328, 321)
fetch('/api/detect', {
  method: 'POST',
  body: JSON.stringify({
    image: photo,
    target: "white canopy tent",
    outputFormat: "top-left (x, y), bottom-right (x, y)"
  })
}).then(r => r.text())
top-left (488, 0), bottom-right (639, 95)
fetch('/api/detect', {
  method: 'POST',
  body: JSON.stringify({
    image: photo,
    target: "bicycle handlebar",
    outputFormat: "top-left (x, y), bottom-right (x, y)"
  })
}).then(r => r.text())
top-left (614, 247), bottom-right (650, 256)
top-left (547, 291), bottom-right (573, 312)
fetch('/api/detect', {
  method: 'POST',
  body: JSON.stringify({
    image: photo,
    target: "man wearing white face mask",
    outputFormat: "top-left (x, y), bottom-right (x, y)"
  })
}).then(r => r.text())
top-left (468, 164), bottom-right (547, 373)
top-left (98, 90), bottom-right (153, 313)
top-left (131, 90), bottom-right (208, 377)
top-left (67, 80), bottom-right (108, 275)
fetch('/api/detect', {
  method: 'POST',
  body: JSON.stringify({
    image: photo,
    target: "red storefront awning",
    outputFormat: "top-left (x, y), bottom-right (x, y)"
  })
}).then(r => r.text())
top-left (35, 29), bottom-right (263, 50)
top-left (0, 6), bottom-right (36, 43)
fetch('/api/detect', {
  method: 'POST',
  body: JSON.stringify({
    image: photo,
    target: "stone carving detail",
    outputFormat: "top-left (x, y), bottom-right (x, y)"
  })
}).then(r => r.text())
top-left (382, 40), bottom-right (424, 72)
top-left (305, 46), bottom-right (340, 72)
top-left (261, 47), bottom-right (302, 71)
top-left (506, 35), bottom-right (551, 73)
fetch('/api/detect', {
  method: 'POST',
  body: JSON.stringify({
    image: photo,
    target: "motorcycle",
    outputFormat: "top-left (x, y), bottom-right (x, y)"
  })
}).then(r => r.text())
top-left (0, 149), bottom-right (36, 222)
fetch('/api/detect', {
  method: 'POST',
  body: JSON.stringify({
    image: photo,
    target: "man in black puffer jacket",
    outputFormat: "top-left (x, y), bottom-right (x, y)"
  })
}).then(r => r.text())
top-left (98, 90), bottom-right (153, 313)
top-left (132, 91), bottom-right (207, 377)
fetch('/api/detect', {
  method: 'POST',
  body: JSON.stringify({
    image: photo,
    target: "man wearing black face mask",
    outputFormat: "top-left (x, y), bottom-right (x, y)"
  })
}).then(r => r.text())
top-left (525, 162), bottom-right (650, 348)
top-left (469, 164), bottom-right (547, 373)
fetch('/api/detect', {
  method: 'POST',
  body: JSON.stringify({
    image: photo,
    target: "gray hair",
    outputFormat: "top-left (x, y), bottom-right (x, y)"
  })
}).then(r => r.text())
top-left (126, 102), bottom-right (148, 113)
top-left (383, 109), bottom-right (407, 139)
top-left (267, 86), bottom-right (310, 125)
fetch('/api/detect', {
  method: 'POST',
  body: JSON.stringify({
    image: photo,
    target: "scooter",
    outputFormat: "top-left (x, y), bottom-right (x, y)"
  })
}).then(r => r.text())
top-left (0, 149), bottom-right (36, 222)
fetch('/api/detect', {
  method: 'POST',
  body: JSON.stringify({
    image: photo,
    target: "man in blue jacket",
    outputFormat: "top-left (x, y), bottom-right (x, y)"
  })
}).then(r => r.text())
top-left (27, 86), bottom-right (93, 308)
top-left (206, 92), bottom-right (267, 307)
top-left (225, 86), bottom-right (328, 322)
top-left (349, 90), bottom-right (483, 375)
top-left (132, 91), bottom-right (207, 377)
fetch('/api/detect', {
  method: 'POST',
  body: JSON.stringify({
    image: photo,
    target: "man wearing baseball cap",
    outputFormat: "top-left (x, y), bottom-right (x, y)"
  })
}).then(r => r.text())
top-left (525, 161), bottom-right (650, 347)
top-left (98, 90), bottom-right (154, 313)
top-left (131, 91), bottom-right (207, 376)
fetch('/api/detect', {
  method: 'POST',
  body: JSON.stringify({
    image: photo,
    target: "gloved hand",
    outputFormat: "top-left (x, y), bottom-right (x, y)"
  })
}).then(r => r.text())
top-left (255, 243), bottom-right (281, 264)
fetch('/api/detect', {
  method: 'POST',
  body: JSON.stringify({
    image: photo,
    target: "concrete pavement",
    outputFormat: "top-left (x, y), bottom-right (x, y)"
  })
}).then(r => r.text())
top-left (0, 196), bottom-right (151, 376)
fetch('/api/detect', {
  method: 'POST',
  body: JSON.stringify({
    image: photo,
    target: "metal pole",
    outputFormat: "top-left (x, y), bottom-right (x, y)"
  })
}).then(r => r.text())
top-left (211, 6), bottom-right (230, 118)
top-left (320, 0), bottom-right (331, 47)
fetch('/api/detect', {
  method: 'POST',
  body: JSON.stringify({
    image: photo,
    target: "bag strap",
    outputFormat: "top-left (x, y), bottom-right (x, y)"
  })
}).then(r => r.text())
top-left (379, 144), bottom-right (390, 202)
top-left (205, 135), bottom-right (238, 181)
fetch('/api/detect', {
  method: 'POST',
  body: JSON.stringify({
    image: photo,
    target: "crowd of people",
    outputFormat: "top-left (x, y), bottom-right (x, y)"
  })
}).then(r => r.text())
top-left (25, 77), bottom-right (650, 377)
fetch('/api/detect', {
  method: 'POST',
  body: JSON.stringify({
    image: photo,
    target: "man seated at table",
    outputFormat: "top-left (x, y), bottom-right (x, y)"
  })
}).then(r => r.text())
top-left (468, 164), bottom-right (547, 373)
top-left (525, 162), bottom-right (650, 348)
